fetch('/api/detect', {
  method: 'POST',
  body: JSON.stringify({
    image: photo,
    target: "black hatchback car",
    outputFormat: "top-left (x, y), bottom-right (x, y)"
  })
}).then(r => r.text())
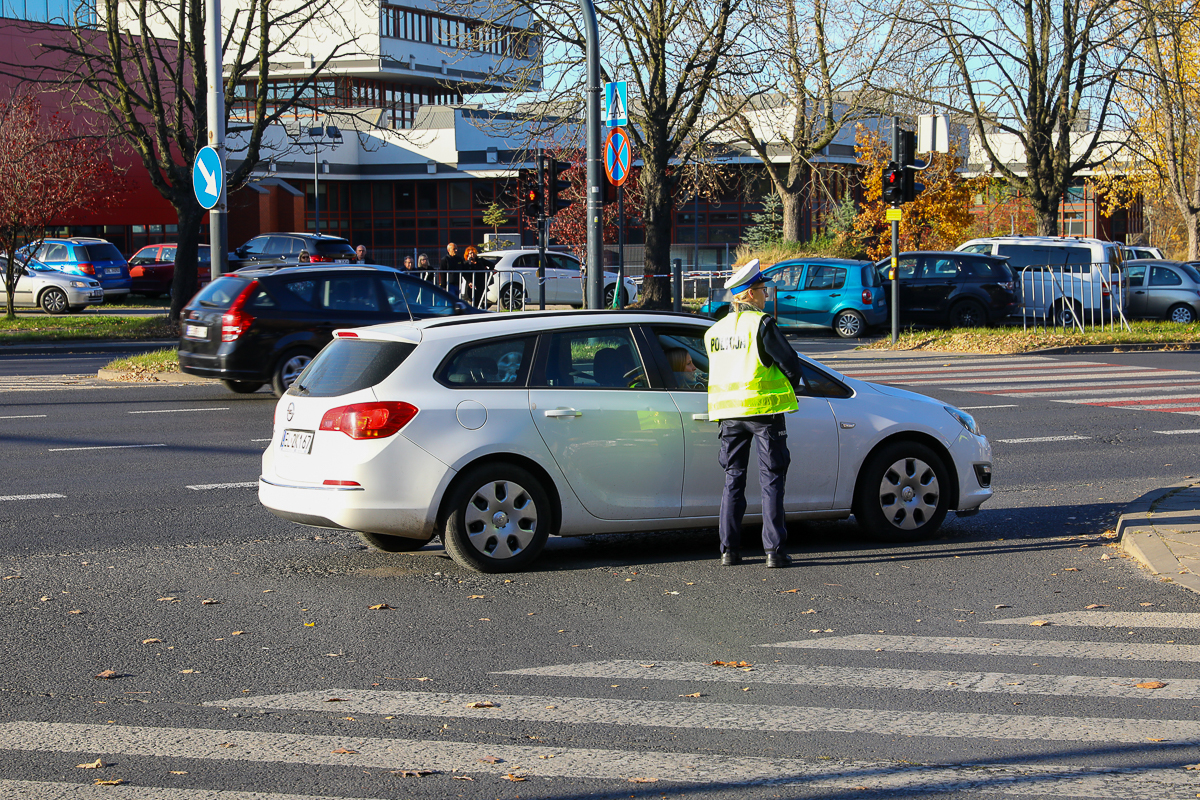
top-left (226, 232), bottom-right (357, 272)
top-left (178, 265), bottom-right (479, 395)
top-left (874, 251), bottom-right (1018, 327)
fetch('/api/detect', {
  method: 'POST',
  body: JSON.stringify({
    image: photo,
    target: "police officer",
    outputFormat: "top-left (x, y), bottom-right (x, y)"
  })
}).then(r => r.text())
top-left (705, 259), bottom-right (804, 568)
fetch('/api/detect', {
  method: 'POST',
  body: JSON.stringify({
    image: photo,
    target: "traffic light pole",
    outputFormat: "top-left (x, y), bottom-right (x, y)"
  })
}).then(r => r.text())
top-left (890, 117), bottom-right (900, 348)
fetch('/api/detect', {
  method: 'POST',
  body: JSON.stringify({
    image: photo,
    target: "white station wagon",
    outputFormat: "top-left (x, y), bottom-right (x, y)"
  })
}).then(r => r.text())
top-left (259, 311), bottom-right (993, 572)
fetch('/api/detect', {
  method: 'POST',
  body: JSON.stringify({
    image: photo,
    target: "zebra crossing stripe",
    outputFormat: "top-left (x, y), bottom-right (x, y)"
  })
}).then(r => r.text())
top-left (2, 725), bottom-right (1198, 797)
top-left (842, 365), bottom-right (1160, 381)
top-left (763, 634), bottom-right (1200, 661)
top-left (204, 689), bottom-right (1200, 744)
top-left (881, 370), bottom-right (1173, 387)
top-left (997, 435), bottom-right (1091, 444)
top-left (495, 659), bottom-right (1200, 699)
top-left (989, 612), bottom-right (1200, 628)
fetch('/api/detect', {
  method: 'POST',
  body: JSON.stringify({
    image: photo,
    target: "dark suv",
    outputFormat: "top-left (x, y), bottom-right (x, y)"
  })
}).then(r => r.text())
top-left (178, 265), bottom-right (478, 395)
top-left (875, 251), bottom-right (1018, 327)
top-left (226, 233), bottom-right (357, 272)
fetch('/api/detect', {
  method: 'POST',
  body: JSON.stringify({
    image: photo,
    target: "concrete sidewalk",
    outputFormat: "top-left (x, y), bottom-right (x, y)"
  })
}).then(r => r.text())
top-left (1117, 480), bottom-right (1200, 594)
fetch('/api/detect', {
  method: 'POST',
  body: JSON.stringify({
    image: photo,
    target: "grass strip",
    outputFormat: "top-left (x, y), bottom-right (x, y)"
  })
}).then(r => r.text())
top-left (102, 347), bottom-right (179, 376)
top-left (860, 321), bottom-right (1200, 353)
top-left (0, 315), bottom-right (175, 344)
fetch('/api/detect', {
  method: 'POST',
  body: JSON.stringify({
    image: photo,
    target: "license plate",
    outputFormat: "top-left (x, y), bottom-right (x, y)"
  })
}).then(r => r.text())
top-left (184, 323), bottom-right (207, 339)
top-left (280, 429), bottom-right (314, 454)
top-left (335, 258), bottom-right (350, 264)
top-left (105, 267), bottom-right (121, 275)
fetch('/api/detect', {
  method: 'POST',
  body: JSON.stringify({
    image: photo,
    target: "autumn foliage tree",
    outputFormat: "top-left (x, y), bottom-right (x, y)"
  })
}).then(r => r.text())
top-left (0, 95), bottom-right (128, 319)
top-left (851, 125), bottom-right (984, 260)
top-left (546, 148), bottom-right (641, 265)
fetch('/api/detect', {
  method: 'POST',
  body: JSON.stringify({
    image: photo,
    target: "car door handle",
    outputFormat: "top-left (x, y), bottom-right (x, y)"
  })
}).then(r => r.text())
top-left (828, 293), bottom-right (840, 297)
top-left (692, 413), bottom-right (717, 422)
top-left (779, 294), bottom-right (796, 299)
top-left (544, 409), bottom-right (582, 418)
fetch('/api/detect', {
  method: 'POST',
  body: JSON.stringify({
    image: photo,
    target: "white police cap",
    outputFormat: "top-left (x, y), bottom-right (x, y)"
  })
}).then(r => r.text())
top-left (723, 259), bottom-right (771, 293)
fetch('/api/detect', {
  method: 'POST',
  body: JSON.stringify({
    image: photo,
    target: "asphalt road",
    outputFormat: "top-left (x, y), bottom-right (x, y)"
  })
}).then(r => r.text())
top-left (0, 345), bottom-right (1197, 799)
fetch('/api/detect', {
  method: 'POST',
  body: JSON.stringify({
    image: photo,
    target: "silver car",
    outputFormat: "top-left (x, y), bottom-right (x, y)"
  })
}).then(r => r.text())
top-left (258, 311), bottom-right (994, 573)
top-left (1124, 259), bottom-right (1200, 324)
top-left (0, 257), bottom-right (104, 314)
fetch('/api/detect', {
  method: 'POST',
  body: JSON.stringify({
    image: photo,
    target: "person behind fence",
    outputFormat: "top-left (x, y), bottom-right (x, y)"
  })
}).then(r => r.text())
top-left (355, 244), bottom-right (368, 263)
top-left (440, 242), bottom-right (464, 297)
top-left (665, 346), bottom-right (706, 389)
top-left (705, 259), bottom-right (803, 569)
top-left (401, 254), bottom-right (416, 273)
top-left (461, 245), bottom-right (485, 306)
top-left (417, 253), bottom-right (432, 282)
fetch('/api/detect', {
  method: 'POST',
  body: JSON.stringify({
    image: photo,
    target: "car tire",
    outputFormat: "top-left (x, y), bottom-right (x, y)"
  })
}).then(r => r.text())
top-left (222, 379), bottom-right (264, 394)
top-left (356, 531), bottom-right (433, 552)
top-left (441, 463), bottom-right (552, 573)
top-left (1048, 300), bottom-right (1081, 328)
top-left (40, 288), bottom-right (69, 315)
top-left (948, 299), bottom-right (987, 328)
top-left (833, 309), bottom-right (866, 338)
top-left (853, 440), bottom-right (950, 543)
top-left (1168, 304), bottom-right (1197, 324)
top-left (271, 349), bottom-right (315, 397)
top-left (604, 284), bottom-right (628, 308)
top-left (498, 284), bottom-right (524, 311)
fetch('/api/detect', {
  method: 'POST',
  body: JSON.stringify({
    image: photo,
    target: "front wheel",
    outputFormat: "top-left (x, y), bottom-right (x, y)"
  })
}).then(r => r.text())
top-left (853, 441), bottom-right (950, 543)
top-left (222, 379), bottom-right (264, 394)
top-left (948, 299), bottom-right (987, 328)
top-left (1168, 304), bottom-right (1197, 324)
top-left (441, 463), bottom-right (552, 573)
top-left (271, 349), bottom-right (314, 397)
top-left (833, 309), bottom-right (866, 338)
top-left (1048, 301), bottom-right (1081, 328)
top-left (40, 288), bottom-right (69, 315)
top-left (356, 531), bottom-right (433, 552)
top-left (498, 284), bottom-right (524, 311)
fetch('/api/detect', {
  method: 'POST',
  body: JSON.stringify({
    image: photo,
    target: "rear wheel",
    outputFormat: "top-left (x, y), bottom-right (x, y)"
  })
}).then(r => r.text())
top-left (833, 309), bottom-right (866, 338)
top-left (948, 299), bottom-right (987, 328)
top-left (222, 379), bottom-right (263, 394)
top-left (853, 441), bottom-right (950, 543)
top-left (441, 463), bottom-right (552, 573)
top-left (356, 531), bottom-right (433, 552)
top-left (1048, 300), bottom-right (1081, 328)
top-left (271, 349), bottom-right (315, 397)
top-left (40, 288), bottom-right (68, 315)
top-left (1168, 304), bottom-right (1197, 324)
top-left (498, 284), bottom-right (524, 311)
top-left (604, 284), bottom-right (628, 308)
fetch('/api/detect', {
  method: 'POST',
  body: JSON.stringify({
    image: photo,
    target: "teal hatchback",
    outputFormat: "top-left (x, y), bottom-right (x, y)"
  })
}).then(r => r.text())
top-left (700, 258), bottom-right (887, 338)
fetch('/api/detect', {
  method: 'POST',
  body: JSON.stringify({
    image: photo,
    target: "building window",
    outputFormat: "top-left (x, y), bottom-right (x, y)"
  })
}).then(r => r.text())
top-left (231, 78), bottom-right (462, 130)
top-left (380, 4), bottom-right (535, 59)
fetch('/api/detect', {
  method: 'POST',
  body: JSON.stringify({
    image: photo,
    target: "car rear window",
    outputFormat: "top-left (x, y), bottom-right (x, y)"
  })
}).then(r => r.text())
top-left (964, 258), bottom-right (1012, 280)
top-left (192, 276), bottom-right (251, 309)
top-left (290, 339), bottom-right (416, 397)
top-left (82, 243), bottom-right (125, 262)
top-left (314, 241), bottom-right (356, 256)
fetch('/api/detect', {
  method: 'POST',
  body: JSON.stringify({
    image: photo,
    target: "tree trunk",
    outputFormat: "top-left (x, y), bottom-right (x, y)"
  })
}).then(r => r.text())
top-left (780, 190), bottom-right (804, 243)
top-left (1031, 190), bottom-right (1060, 236)
top-left (639, 168), bottom-right (674, 310)
top-left (1187, 210), bottom-right (1200, 262)
top-left (169, 202), bottom-right (207, 325)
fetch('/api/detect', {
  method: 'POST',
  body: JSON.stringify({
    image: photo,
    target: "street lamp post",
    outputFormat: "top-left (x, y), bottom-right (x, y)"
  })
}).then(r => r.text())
top-left (307, 125), bottom-right (342, 232)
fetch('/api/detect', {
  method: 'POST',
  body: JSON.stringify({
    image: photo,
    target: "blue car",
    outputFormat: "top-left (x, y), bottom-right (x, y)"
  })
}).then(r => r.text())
top-left (18, 237), bottom-right (131, 299)
top-left (700, 257), bottom-right (887, 338)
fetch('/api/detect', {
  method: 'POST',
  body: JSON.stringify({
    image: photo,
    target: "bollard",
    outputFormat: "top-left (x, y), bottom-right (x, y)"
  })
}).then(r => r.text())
top-left (672, 258), bottom-right (682, 312)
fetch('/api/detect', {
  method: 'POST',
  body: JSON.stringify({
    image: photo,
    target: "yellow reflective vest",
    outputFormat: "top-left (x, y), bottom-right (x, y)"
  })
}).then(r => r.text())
top-left (705, 309), bottom-right (798, 421)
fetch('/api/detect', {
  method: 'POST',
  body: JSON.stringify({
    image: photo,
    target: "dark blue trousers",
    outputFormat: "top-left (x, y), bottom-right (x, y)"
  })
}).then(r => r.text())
top-left (717, 414), bottom-right (790, 554)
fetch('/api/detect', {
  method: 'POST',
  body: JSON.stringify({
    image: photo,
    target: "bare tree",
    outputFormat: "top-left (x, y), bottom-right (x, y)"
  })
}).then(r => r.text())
top-left (908, 0), bottom-right (1136, 236)
top-left (439, 0), bottom-right (756, 307)
top-left (12, 0), bottom-right (366, 321)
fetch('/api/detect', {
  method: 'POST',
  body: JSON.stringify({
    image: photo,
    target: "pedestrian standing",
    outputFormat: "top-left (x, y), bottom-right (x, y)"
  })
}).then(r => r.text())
top-left (401, 254), bottom-right (416, 273)
top-left (705, 259), bottom-right (804, 568)
top-left (440, 242), bottom-right (465, 297)
top-left (355, 244), bottom-right (368, 263)
top-left (461, 245), bottom-right (485, 306)
top-left (417, 253), bottom-right (433, 283)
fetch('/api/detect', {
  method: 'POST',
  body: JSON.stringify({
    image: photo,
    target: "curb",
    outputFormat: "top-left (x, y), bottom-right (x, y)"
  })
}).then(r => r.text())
top-left (1029, 342), bottom-right (1200, 355)
top-left (96, 368), bottom-right (209, 384)
top-left (0, 339), bottom-right (177, 356)
top-left (1117, 480), bottom-right (1200, 594)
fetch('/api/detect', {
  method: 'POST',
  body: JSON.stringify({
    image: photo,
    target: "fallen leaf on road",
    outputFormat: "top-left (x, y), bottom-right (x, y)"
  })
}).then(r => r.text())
top-left (538, 754), bottom-right (556, 759)
top-left (1183, 764), bottom-right (1200, 770)
top-left (995, 604), bottom-right (1010, 609)
top-left (392, 769), bottom-right (436, 777)
top-left (1030, 620), bottom-right (1051, 627)
top-left (77, 759), bottom-right (104, 769)
top-left (1063, 568), bottom-right (1079, 572)
top-left (466, 701), bottom-right (497, 708)
top-left (331, 748), bottom-right (357, 754)
top-left (780, 588), bottom-right (800, 593)
top-left (501, 773), bottom-right (526, 782)
top-left (68, 610), bottom-right (82, 614)
top-left (369, 604), bottom-right (393, 610)
top-left (304, 622), bottom-right (315, 627)
top-left (201, 598), bottom-right (220, 605)
top-left (1137, 681), bottom-right (1167, 689)
top-left (414, 677), bottom-right (432, 681)
top-left (1085, 604), bottom-right (1106, 609)
top-left (94, 670), bottom-right (121, 680)
top-left (169, 771), bottom-right (187, 775)
top-left (679, 692), bottom-right (704, 698)
top-left (451, 775), bottom-right (474, 780)
top-left (231, 631), bottom-right (246, 636)
top-left (710, 661), bottom-right (751, 668)
top-left (323, 698), bottom-right (347, 702)
top-left (664, 591), bottom-right (679, 595)
top-left (93, 779), bottom-right (124, 786)
top-left (478, 756), bottom-right (504, 764)
top-left (1147, 738), bottom-right (1168, 742)
top-left (2, 575), bottom-right (21, 580)
top-left (468, 595), bottom-right (485, 599)
top-left (639, 664), bottom-right (656, 668)
top-left (179, 670), bottom-right (195, 674)
top-left (801, 609), bottom-right (816, 614)
top-left (628, 777), bottom-right (657, 783)
top-left (1141, 602), bottom-right (1155, 607)
top-left (142, 639), bottom-right (161, 644)
top-left (156, 597), bottom-right (177, 602)
top-left (39, 596), bottom-right (50, 602)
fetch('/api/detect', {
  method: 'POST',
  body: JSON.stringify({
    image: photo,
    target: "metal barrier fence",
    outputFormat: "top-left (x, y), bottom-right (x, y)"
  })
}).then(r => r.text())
top-left (1018, 263), bottom-right (1131, 333)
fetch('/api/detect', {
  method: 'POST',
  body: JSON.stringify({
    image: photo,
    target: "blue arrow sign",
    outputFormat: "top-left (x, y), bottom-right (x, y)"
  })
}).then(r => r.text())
top-left (605, 81), bottom-right (628, 128)
top-left (193, 146), bottom-right (223, 210)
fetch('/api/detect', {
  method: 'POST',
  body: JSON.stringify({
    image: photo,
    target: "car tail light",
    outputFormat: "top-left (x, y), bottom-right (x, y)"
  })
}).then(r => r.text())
top-left (221, 280), bottom-right (259, 342)
top-left (322, 479), bottom-right (361, 487)
top-left (77, 262), bottom-right (95, 275)
top-left (862, 289), bottom-right (872, 304)
top-left (319, 402), bottom-right (418, 439)
top-left (1101, 280), bottom-right (1110, 298)
top-left (335, 330), bottom-right (358, 338)
top-left (308, 254), bottom-right (332, 263)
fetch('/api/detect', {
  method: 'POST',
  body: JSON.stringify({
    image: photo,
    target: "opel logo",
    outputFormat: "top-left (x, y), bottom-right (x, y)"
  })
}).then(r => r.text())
top-left (286, 403), bottom-right (294, 422)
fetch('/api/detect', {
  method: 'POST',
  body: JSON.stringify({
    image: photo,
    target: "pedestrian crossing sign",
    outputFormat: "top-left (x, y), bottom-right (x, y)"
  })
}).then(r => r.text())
top-left (605, 81), bottom-right (628, 128)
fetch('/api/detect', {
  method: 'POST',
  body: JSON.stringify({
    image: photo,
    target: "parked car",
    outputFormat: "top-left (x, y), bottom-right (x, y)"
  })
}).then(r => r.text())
top-left (700, 258), bottom-right (885, 338)
top-left (1124, 245), bottom-right (1166, 261)
top-left (178, 265), bottom-right (480, 396)
top-left (873, 251), bottom-right (1018, 327)
top-left (957, 236), bottom-right (1125, 325)
top-left (479, 249), bottom-right (639, 309)
top-left (0, 256), bottom-right (104, 313)
top-left (257, 310), bottom-right (994, 573)
top-left (1123, 259), bottom-right (1200, 323)
top-left (128, 243), bottom-right (213, 297)
top-left (18, 237), bottom-right (131, 298)
top-left (227, 233), bottom-right (357, 272)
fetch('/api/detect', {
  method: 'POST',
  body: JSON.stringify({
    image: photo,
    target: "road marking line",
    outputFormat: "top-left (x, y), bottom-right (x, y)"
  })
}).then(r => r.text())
top-left (958, 404), bottom-right (1019, 409)
top-left (996, 435), bottom-right (1091, 444)
top-left (763, 634), bottom-right (1200, 661)
top-left (3, 726), bottom-right (1198, 796)
top-left (47, 444), bottom-right (167, 452)
top-left (496, 659), bottom-right (1200, 699)
top-left (251, 438), bottom-right (272, 442)
top-left (186, 482), bottom-right (257, 491)
top-left (1155, 429), bottom-right (1200, 435)
top-left (0, 414), bottom-right (47, 419)
top-left (893, 370), bottom-right (1172, 387)
top-left (0, 493), bottom-right (65, 502)
top-left (989, 612), bottom-right (1200, 628)
top-left (207, 689), bottom-right (1200, 744)
top-left (128, 407), bottom-right (230, 414)
top-left (981, 380), bottom-right (1200, 395)
top-left (843, 365), bottom-right (1161, 381)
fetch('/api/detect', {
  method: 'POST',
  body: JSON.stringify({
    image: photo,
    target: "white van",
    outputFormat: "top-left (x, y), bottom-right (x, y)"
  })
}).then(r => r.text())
top-left (956, 236), bottom-right (1127, 326)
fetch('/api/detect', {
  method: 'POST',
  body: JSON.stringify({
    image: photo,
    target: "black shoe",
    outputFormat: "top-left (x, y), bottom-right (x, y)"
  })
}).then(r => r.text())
top-left (721, 550), bottom-right (741, 566)
top-left (765, 552), bottom-right (792, 569)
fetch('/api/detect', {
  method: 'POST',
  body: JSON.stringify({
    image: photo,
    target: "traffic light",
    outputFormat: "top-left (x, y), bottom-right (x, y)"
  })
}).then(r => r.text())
top-left (523, 171), bottom-right (542, 218)
top-left (882, 161), bottom-right (902, 205)
top-left (898, 129), bottom-right (925, 203)
top-left (546, 158), bottom-right (567, 217)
